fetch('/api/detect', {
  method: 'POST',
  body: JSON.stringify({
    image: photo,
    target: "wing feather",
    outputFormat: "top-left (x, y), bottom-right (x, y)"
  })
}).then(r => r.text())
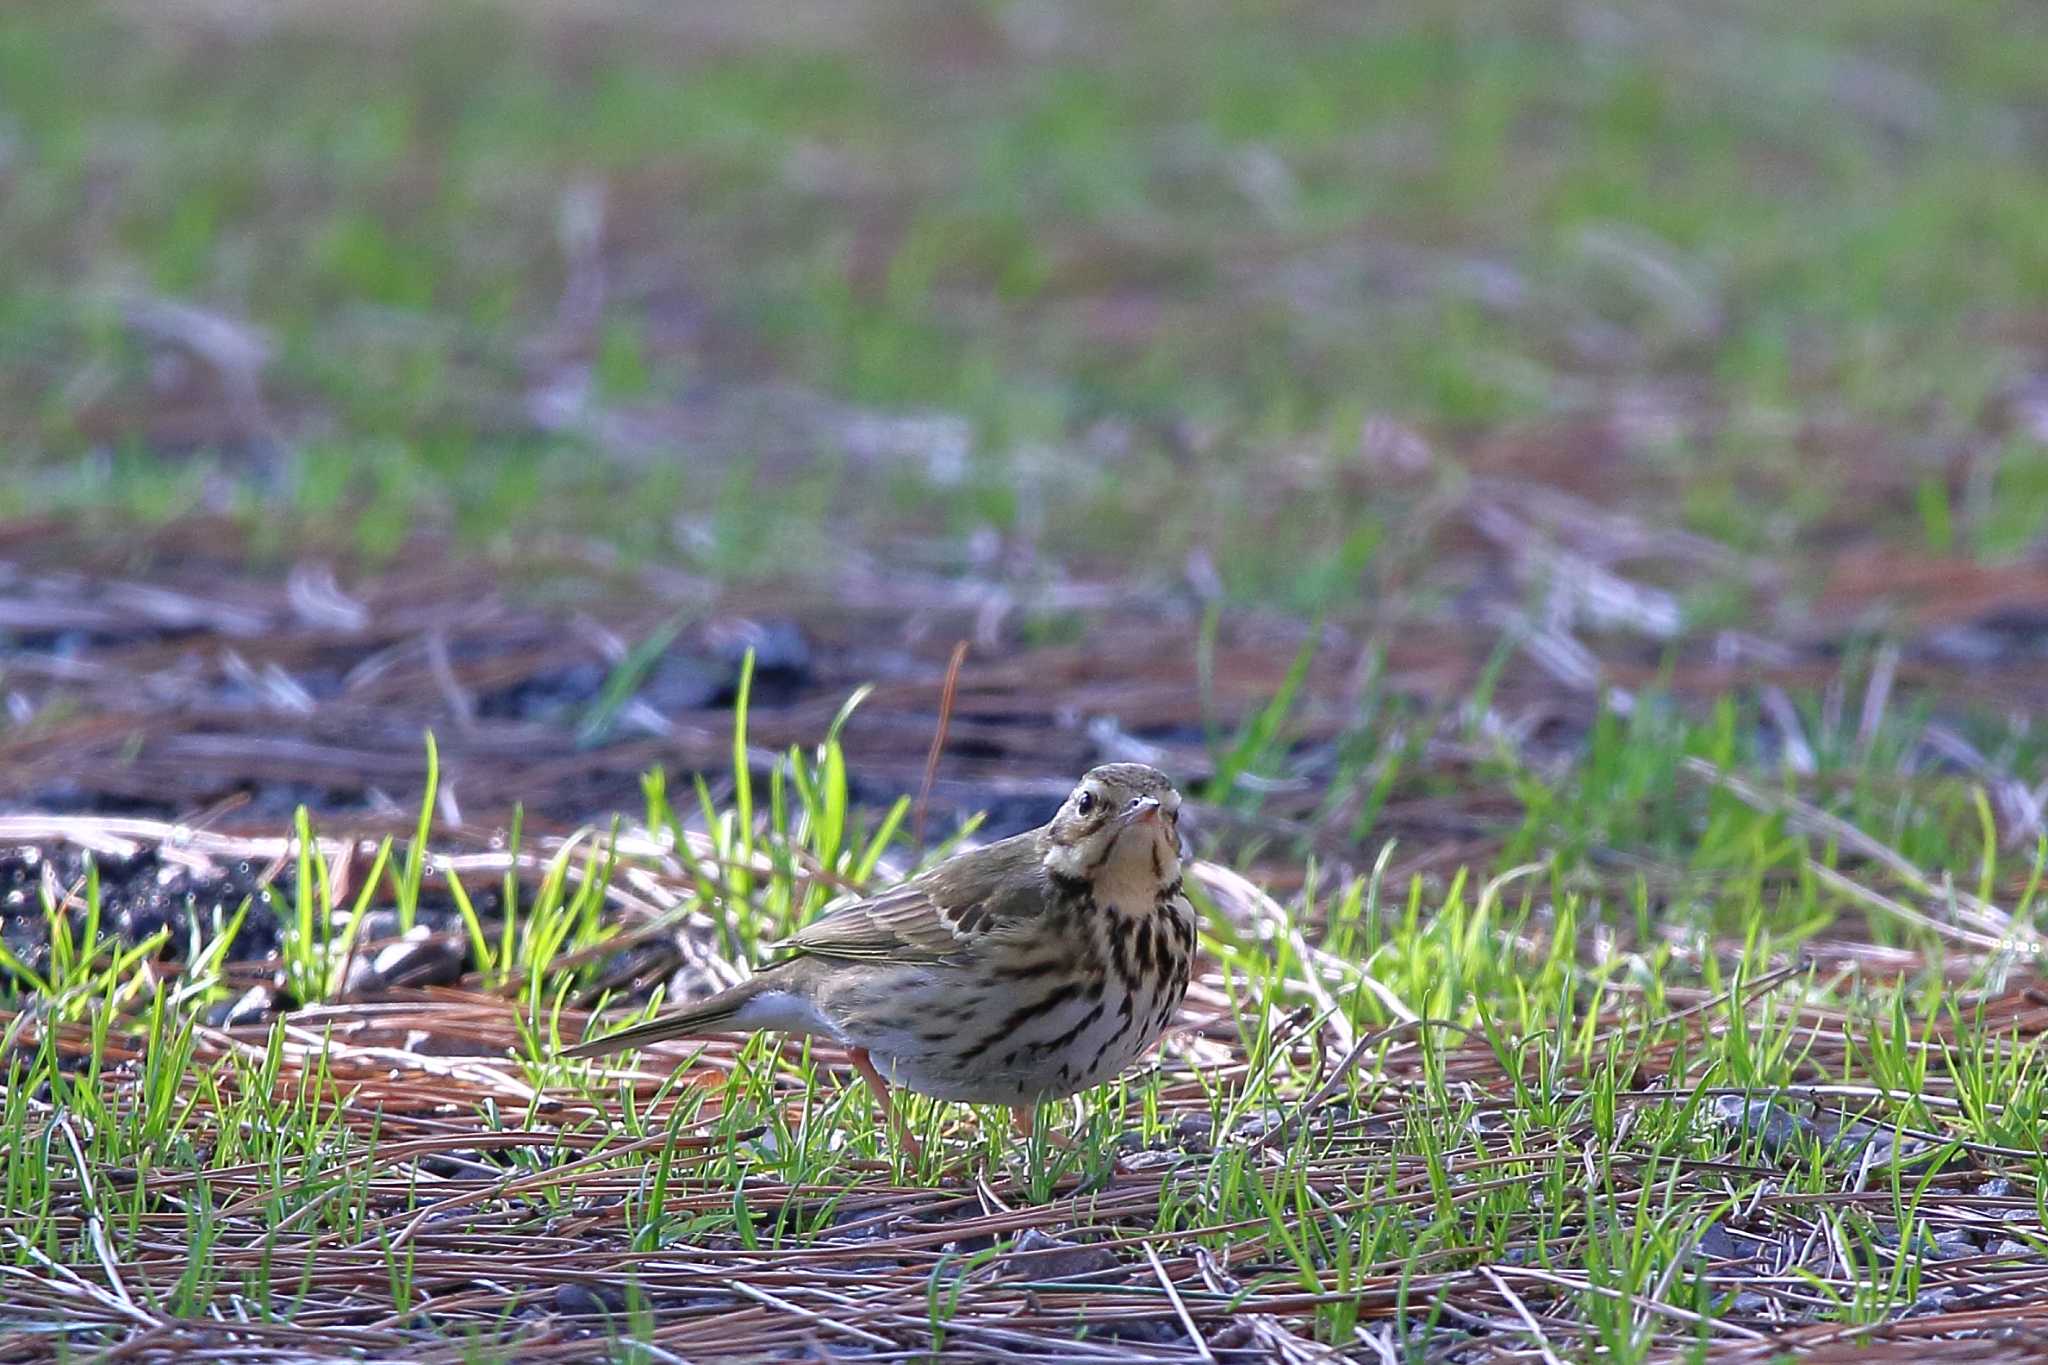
top-left (766, 832), bottom-right (1047, 965)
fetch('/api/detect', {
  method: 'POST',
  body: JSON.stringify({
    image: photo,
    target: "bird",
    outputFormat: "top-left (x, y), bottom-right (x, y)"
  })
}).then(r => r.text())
top-left (564, 763), bottom-right (1196, 1161)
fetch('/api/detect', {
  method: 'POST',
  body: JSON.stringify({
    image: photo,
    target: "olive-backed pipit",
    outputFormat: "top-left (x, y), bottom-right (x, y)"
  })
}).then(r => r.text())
top-left (566, 763), bottom-right (1195, 1159)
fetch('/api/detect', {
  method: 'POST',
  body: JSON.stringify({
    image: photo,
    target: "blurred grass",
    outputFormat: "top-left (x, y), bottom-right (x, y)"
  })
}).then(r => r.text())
top-left (2, 0), bottom-right (2046, 605)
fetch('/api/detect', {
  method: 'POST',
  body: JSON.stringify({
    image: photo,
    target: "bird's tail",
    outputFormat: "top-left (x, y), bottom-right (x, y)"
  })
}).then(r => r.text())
top-left (561, 974), bottom-right (777, 1059)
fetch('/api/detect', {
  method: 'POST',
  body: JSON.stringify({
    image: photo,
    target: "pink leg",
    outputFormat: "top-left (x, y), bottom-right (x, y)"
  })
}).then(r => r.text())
top-left (849, 1047), bottom-right (923, 1163)
top-left (1011, 1104), bottom-right (1076, 1148)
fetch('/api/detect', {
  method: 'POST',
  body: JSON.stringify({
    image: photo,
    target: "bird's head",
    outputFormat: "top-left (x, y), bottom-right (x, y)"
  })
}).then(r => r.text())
top-left (1041, 763), bottom-right (1184, 901)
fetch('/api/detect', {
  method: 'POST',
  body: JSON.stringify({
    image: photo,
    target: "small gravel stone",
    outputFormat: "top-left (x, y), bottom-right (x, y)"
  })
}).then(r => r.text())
top-left (553, 1282), bottom-right (625, 1317)
top-left (1004, 1227), bottom-right (1122, 1282)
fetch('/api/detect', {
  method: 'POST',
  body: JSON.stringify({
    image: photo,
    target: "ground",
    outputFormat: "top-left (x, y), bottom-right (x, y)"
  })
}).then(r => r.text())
top-left (5, 0), bottom-right (2048, 1359)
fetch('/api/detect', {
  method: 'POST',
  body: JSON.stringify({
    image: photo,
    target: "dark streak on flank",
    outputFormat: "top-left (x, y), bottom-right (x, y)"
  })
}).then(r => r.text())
top-left (1086, 1034), bottom-right (1115, 1076)
top-left (1037, 999), bottom-right (1105, 1056)
top-left (958, 979), bottom-right (1087, 1063)
top-left (994, 957), bottom-right (1064, 980)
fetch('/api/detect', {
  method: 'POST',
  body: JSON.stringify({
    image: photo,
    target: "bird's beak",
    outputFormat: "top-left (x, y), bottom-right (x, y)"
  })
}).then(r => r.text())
top-left (1121, 796), bottom-right (1162, 826)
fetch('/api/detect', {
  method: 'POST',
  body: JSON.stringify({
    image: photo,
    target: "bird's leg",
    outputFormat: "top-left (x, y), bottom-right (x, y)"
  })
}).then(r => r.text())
top-left (848, 1047), bottom-right (923, 1164)
top-left (1011, 1104), bottom-right (1077, 1149)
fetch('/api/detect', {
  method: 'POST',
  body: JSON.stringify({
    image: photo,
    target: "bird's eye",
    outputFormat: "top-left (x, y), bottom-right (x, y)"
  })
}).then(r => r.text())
top-left (1075, 790), bottom-right (1097, 816)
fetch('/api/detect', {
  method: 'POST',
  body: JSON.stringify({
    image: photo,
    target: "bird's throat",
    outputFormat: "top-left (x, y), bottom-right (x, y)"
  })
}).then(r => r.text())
top-left (1088, 825), bottom-right (1179, 915)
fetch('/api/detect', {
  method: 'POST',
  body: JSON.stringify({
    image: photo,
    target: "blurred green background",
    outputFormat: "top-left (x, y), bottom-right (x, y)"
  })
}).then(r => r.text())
top-left (4, 0), bottom-right (2046, 615)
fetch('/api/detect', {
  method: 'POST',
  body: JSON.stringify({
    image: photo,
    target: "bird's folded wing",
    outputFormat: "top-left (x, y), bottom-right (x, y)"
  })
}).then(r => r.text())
top-left (768, 881), bottom-right (973, 962)
top-left (768, 836), bottom-right (1046, 964)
